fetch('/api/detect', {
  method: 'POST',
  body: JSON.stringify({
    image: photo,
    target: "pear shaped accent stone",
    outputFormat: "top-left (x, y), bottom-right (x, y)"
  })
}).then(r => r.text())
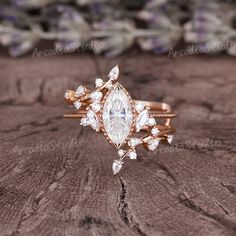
top-left (112, 160), bottom-right (123, 175)
top-left (102, 83), bottom-right (133, 147)
top-left (108, 65), bottom-right (119, 80)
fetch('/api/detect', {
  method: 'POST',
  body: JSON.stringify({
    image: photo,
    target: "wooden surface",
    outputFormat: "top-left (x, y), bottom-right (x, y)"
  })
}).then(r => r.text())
top-left (0, 53), bottom-right (236, 236)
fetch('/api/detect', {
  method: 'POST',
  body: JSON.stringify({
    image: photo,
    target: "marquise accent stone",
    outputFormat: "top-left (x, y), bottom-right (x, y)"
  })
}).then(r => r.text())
top-left (75, 85), bottom-right (85, 97)
top-left (136, 109), bottom-right (149, 132)
top-left (148, 139), bottom-right (160, 151)
top-left (102, 83), bottom-right (133, 147)
top-left (87, 110), bottom-right (100, 131)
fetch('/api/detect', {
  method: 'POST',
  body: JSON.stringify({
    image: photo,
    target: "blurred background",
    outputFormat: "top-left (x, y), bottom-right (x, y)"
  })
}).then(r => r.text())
top-left (0, 0), bottom-right (236, 58)
top-left (0, 2), bottom-right (236, 236)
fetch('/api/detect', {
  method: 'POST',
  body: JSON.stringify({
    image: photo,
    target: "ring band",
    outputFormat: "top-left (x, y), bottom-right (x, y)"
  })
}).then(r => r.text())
top-left (64, 65), bottom-right (176, 174)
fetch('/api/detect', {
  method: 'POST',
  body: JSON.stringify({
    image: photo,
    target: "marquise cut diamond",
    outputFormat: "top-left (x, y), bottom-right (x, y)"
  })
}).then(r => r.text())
top-left (102, 83), bottom-right (133, 147)
top-left (87, 110), bottom-right (100, 131)
top-left (148, 139), bottom-right (160, 151)
top-left (74, 101), bottom-right (81, 110)
top-left (136, 109), bottom-right (149, 132)
top-left (75, 85), bottom-right (85, 97)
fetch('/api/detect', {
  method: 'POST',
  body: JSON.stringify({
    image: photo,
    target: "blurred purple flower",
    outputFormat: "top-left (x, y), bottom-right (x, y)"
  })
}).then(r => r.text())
top-left (0, 27), bottom-right (40, 57)
top-left (137, 9), bottom-right (182, 54)
top-left (55, 6), bottom-right (91, 51)
top-left (12, 0), bottom-right (57, 8)
top-left (184, 3), bottom-right (223, 44)
top-left (92, 20), bottom-right (135, 57)
top-left (183, 0), bottom-right (235, 56)
top-left (76, 0), bottom-right (108, 7)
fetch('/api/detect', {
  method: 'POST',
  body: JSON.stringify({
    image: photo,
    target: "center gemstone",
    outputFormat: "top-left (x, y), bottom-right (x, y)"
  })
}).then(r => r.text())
top-left (102, 83), bottom-right (133, 147)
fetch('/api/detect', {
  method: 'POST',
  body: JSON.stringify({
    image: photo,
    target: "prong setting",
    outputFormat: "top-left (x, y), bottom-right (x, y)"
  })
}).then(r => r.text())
top-left (64, 65), bottom-right (175, 174)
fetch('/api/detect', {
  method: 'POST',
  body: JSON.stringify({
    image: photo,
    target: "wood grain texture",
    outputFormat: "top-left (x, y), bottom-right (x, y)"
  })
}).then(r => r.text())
top-left (0, 54), bottom-right (236, 236)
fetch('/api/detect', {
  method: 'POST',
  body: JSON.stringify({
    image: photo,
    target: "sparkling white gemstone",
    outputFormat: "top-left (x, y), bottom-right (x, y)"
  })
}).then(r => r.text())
top-left (80, 117), bottom-right (89, 126)
top-left (91, 102), bottom-right (101, 112)
top-left (64, 90), bottom-right (70, 99)
top-left (102, 83), bottom-right (133, 147)
top-left (129, 151), bottom-right (137, 159)
top-left (118, 149), bottom-right (126, 157)
top-left (75, 85), bottom-right (85, 97)
top-left (95, 78), bottom-right (104, 87)
top-left (151, 127), bottom-right (160, 136)
top-left (148, 118), bottom-right (156, 126)
top-left (136, 109), bottom-right (149, 132)
top-left (90, 91), bottom-right (103, 101)
top-left (74, 100), bottom-right (82, 110)
top-left (108, 65), bottom-right (119, 80)
top-left (135, 101), bottom-right (145, 113)
top-left (128, 138), bottom-right (141, 147)
top-left (112, 160), bottom-right (123, 175)
top-left (148, 139), bottom-right (160, 151)
top-left (87, 110), bottom-right (100, 131)
top-left (167, 135), bottom-right (174, 144)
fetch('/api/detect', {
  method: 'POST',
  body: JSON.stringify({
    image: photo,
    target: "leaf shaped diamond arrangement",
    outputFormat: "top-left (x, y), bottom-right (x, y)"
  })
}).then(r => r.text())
top-left (65, 66), bottom-right (175, 174)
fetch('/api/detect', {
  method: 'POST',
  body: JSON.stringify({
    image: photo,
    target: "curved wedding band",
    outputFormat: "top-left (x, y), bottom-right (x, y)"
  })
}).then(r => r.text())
top-left (64, 65), bottom-right (176, 174)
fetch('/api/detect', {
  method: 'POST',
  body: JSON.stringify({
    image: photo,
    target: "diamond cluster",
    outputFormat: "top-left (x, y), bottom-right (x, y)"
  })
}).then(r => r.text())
top-left (64, 65), bottom-right (174, 175)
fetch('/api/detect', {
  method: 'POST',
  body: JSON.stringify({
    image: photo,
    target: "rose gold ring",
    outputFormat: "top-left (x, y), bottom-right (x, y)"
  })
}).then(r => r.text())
top-left (64, 66), bottom-right (176, 174)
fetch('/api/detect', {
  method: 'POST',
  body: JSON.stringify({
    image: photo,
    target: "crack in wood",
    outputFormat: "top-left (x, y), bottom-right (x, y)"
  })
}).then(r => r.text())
top-left (117, 176), bottom-right (147, 236)
top-left (178, 194), bottom-right (236, 235)
top-left (37, 79), bottom-right (45, 105)
top-left (155, 160), bottom-right (177, 183)
top-left (0, 55), bottom-right (236, 236)
top-left (221, 183), bottom-right (236, 195)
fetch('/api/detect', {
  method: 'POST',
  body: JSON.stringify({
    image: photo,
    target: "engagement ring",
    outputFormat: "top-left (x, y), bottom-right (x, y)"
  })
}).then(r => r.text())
top-left (64, 66), bottom-right (176, 174)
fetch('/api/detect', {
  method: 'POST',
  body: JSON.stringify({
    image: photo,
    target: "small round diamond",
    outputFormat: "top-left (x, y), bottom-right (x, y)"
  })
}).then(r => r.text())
top-left (151, 127), bottom-right (160, 136)
top-left (128, 138), bottom-right (141, 147)
top-left (91, 103), bottom-right (101, 112)
top-left (90, 91), bottom-right (103, 101)
top-left (118, 149), bottom-right (125, 157)
top-left (148, 118), bottom-right (156, 126)
top-left (95, 78), bottom-right (104, 87)
top-left (129, 151), bottom-right (137, 160)
top-left (80, 118), bottom-right (88, 126)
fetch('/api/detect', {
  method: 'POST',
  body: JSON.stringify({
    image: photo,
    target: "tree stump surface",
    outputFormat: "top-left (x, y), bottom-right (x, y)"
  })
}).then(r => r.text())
top-left (0, 54), bottom-right (235, 236)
